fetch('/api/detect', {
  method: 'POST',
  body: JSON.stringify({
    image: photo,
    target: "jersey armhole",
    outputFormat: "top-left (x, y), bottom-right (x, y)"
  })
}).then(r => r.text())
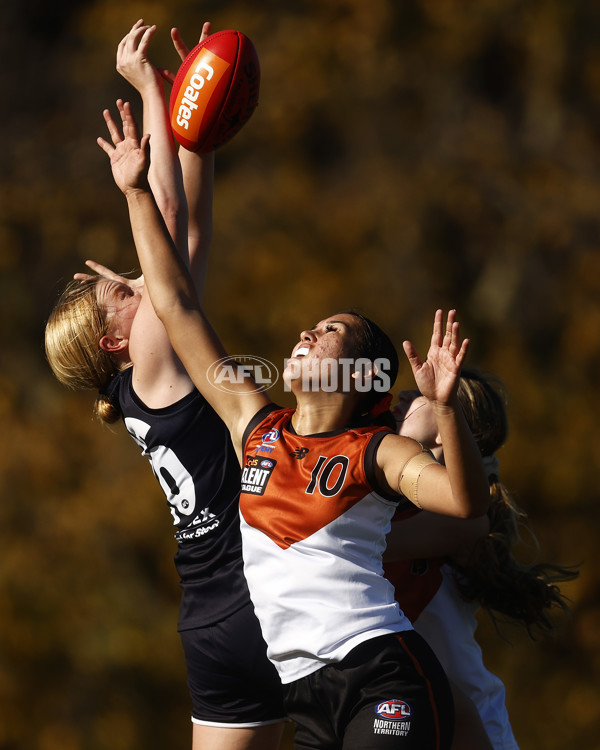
top-left (242, 403), bottom-right (281, 453)
top-left (364, 430), bottom-right (412, 509)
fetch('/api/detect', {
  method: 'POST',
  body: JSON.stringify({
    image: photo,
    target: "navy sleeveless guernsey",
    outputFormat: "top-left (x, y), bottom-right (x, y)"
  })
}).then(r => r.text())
top-left (106, 368), bottom-right (249, 630)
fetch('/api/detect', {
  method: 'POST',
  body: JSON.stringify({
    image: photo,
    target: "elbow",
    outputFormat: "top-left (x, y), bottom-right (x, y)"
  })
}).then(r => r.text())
top-left (151, 297), bottom-right (174, 326)
top-left (462, 489), bottom-right (491, 519)
top-left (161, 292), bottom-right (198, 323)
top-left (153, 289), bottom-right (197, 324)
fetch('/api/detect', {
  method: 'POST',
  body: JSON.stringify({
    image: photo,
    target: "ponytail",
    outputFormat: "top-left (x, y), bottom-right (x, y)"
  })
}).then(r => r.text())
top-left (453, 476), bottom-right (577, 636)
top-left (453, 369), bottom-right (578, 635)
top-left (94, 390), bottom-right (122, 425)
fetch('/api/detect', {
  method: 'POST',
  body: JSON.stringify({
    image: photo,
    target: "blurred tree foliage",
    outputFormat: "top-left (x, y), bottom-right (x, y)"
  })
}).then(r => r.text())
top-left (1, 0), bottom-right (599, 748)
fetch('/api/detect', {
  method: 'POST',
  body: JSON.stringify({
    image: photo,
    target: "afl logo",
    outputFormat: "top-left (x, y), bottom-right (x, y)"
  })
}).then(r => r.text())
top-left (208, 355), bottom-right (279, 394)
top-left (260, 459), bottom-right (274, 469)
top-left (375, 700), bottom-right (412, 720)
top-left (262, 428), bottom-right (280, 444)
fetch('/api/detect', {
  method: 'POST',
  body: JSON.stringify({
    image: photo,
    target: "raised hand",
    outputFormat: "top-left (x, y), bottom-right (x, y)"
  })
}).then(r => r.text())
top-left (402, 309), bottom-right (469, 408)
top-left (74, 260), bottom-right (144, 292)
top-left (116, 19), bottom-right (161, 94)
top-left (158, 22), bottom-right (212, 84)
top-left (97, 101), bottom-right (150, 196)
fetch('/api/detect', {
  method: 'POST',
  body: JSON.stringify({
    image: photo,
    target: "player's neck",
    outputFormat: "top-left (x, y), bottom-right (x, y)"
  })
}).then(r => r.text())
top-left (291, 393), bottom-right (356, 436)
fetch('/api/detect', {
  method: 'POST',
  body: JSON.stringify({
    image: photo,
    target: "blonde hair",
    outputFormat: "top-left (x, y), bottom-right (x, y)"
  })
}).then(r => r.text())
top-left (453, 369), bottom-right (578, 635)
top-left (44, 278), bottom-right (121, 423)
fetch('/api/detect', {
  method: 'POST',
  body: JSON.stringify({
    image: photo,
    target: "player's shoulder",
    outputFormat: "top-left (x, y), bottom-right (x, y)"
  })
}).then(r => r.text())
top-left (242, 403), bottom-right (288, 446)
top-left (376, 431), bottom-right (423, 460)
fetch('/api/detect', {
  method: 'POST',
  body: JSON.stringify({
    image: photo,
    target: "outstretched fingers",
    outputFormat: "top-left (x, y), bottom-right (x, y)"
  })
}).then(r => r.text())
top-left (170, 27), bottom-right (189, 62)
top-left (402, 339), bottom-right (422, 375)
top-left (118, 100), bottom-right (142, 143)
top-left (442, 308), bottom-right (455, 341)
top-left (433, 309), bottom-right (461, 356)
top-left (97, 100), bottom-right (147, 160)
top-left (449, 321), bottom-right (462, 358)
top-left (160, 23), bottom-right (211, 83)
top-left (101, 106), bottom-right (123, 147)
top-left (170, 21), bottom-right (211, 61)
top-left (136, 23), bottom-right (157, 57)
top-left (117, 19), bottom-right (144, 59)
top-left (85, 260), bottom-right (123, 281)
top-left (403, 309), bottom-right (470, 404)
top-left (199, 21), bottom-right (212, 43)
top-left (159, 27), bottom-right (189, 83)
top-left (441, 310), bottom-right (465, 361)
top-left (430, 308), bottom-right (444, 348)
top-left (455, 337), bottom-right (470, 368)
top-left (96, 100), bottom-right (150, 195)
top-left (445, 312), bottom-right (460, 357)
top-left (97, 130), bottom-right (114, 157)
top-left (436, 309), bottom-right (470, 372)
top-left (97, 101), bottom-right (128, 154)
top-left (73, 261), bottom-right (122, 284)
top-left (125, 19), bottom-right (151, 54)
top-left (119, 19), bottom-right (144, 44)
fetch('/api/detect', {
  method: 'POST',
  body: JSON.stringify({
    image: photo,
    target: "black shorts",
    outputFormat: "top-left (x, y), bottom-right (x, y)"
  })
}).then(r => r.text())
top-left (282, 631), bottom-right (454, 750)
top-left (179, 601), bottom-right (285, 727)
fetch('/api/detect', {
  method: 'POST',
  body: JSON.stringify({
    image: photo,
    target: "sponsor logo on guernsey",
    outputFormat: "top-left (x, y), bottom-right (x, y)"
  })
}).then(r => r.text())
top-left (290, 447), bottom-right (309, 460)
top-left (254, 428), bottom-right (279, 454)
top-left (255, 445), bottom-right (275, 454)
top-left (373, 700), bottom-right (412, 737)
top-left (242, 457), bottom-right (277, 495)
top-left (262, 428), bottom-right (280, 444)
top-left (175, 507), bottom-right (219, 542)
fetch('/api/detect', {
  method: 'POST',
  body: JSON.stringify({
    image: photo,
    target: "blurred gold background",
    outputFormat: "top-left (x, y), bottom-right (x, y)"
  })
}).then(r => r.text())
top-left (1, 0), bottom-right (598, 748)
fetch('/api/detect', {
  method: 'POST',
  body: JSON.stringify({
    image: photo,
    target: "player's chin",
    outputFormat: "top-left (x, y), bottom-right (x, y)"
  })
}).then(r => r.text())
top-left (282, 365), bottom-right (302, 389)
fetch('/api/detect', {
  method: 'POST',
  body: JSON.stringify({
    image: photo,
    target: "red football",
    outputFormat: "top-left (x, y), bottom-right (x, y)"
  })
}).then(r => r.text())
top-left (169, 30), bottom-right (260, 153)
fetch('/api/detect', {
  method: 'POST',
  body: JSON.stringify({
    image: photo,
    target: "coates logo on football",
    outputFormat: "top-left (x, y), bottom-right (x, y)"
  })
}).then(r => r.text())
top-left (374, 700), bottom-right (412, 721)
top-left (261, 428), bottom-right (280, 444)
top-left (208, 356), bottom-right (279, 394)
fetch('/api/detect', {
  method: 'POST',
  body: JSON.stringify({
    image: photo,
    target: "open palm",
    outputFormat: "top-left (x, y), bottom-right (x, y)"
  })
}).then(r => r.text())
top-left (403, 309), bottom-right (469, 407)
top-left (97, 100), bottom-right (150, 196)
